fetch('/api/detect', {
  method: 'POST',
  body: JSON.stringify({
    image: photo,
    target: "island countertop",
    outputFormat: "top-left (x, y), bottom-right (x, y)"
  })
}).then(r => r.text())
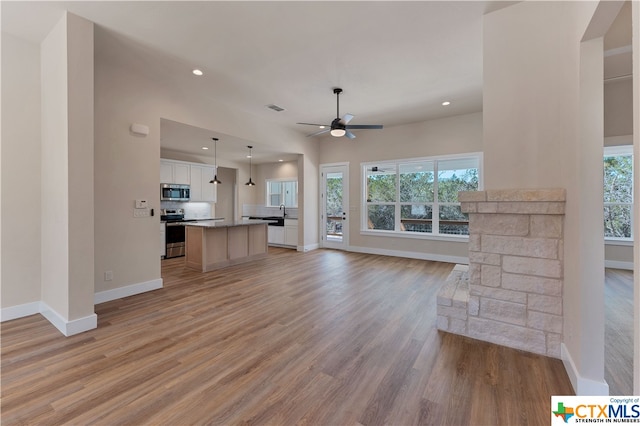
top-left (184, 219), bottom-right (277, 228)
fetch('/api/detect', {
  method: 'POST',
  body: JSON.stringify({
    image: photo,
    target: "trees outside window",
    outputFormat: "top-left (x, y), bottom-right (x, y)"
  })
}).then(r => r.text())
top-left (363, 154), bottom-right (481, 237)
top-left (604, 146), bottom-right (633, 240)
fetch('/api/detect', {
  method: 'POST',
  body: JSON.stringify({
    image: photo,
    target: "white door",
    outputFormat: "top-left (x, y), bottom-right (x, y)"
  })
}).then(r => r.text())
top-left (320, 163), bottom-right (349, 250)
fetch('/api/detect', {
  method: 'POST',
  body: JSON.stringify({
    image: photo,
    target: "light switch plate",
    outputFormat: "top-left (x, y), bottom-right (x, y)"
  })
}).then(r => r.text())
top-left (134, 208), bottom-right (150, 218)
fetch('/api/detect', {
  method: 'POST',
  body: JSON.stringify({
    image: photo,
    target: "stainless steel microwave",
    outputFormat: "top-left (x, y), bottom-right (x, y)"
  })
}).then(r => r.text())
top-left (161, 183), bottom-right (190, 201)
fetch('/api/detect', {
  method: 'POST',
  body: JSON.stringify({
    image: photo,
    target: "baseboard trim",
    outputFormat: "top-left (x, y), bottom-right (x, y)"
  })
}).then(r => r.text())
top-left (346, 245), bottom-right (468, 265)
top-left (39, 302), bottom-right (97, 336)
top-left (604, 260), bottom-right (634, 270)
top-left (300, 243), bottom-right (319, 252)
top-left (0, 301), bottom-right (41, 322)
top-left (561, 343), bottom-right (609, 395)
top-left (94, 278), bottom-right (163, 305)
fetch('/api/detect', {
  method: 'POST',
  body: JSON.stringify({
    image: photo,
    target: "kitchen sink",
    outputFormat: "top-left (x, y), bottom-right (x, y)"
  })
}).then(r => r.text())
top-left (249, 216), bottom-right (284, 226)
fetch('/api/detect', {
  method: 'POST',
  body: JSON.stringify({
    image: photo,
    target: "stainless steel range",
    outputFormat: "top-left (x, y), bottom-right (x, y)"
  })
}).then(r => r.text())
top-left (161, 209), bottom-right (187, 258)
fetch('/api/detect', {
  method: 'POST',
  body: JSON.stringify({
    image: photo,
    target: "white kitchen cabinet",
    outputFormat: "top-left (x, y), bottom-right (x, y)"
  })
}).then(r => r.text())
top-left (160, 159), bottom-right (190, 184)
top-left (268, 226), bottom-right (284, 245)
top-left (189, 165), bottom-right (217, 202)
top-left (284, 219), bottom-right (298, 247)
top-left (268, 220), bottom-right (297, 248)
top-left (160, 161), bottom-right (173, 183)
top-left (174, 163), bottom-right (190, 184)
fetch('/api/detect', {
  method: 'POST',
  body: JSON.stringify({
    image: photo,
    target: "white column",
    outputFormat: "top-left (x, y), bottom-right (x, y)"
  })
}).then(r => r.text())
top-left (40, 12), bottom-right (96, 335)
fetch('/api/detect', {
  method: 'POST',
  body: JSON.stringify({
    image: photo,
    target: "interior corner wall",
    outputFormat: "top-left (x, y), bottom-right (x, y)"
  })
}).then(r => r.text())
top-left (215, 167), bottom-right (236, 221)
top-left (483, 1), bottom-right (605, 395)
top-left (1, 33), bottom-right (42, 309)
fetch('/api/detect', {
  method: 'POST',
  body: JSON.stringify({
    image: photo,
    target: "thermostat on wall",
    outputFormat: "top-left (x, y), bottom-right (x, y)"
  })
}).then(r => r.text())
top-left (135, 199), bottom-right (148, 209)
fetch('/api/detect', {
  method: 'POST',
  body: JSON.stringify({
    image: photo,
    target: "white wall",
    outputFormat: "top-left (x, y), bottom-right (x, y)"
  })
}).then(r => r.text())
top-left (251, 160), bottom-right (299, 205)
top-left (318, 112), bottom-right (482, 261)
top-left (66, 13), bottom-right (95, 321)
top-left (1, 34), bottom-right (42, 309)
top-left (41, 14), bottom-right (71, 317)
top-left (605, 79), bottom-right (633, 137)
top-left (483, 1), bottom-right (607, 395)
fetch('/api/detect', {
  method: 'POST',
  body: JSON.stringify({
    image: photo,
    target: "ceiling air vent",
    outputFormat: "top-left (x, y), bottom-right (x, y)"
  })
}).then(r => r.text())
top-left (266, 104), bottom-right (285, 112)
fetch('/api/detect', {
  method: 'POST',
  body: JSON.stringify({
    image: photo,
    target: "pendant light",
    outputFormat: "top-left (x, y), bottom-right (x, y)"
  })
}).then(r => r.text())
top-left (209, 137), bottom-right (222, 184)
top-left (245, 145), bottom-right (255, 186)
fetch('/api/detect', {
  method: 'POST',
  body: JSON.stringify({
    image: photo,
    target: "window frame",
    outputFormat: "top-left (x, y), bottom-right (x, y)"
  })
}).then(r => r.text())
top-left (603, 145), bottom-right (634, 243)
top-left (361, 152), bottom-right (483, 241)
top-left (265, 178), bottom-right (298, 208)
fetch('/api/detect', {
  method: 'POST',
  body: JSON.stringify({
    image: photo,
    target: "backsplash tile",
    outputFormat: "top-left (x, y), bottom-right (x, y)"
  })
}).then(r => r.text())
top-left (242, 204), bottom-right (297, 219)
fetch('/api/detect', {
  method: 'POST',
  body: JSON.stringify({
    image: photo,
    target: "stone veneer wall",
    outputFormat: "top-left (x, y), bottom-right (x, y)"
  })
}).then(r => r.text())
top-left (437, 189), bottom-right (566, 358)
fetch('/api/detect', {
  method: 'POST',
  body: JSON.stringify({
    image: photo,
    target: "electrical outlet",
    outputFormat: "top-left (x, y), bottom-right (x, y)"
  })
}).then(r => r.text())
top-left (134, 208), bottom-right (151, 218)
top-left (104, 271), bottom-right (113, 281)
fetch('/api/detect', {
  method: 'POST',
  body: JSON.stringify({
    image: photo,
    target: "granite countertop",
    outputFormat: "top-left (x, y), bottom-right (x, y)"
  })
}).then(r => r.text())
top-left (184, 219), bottom-right (277, 228)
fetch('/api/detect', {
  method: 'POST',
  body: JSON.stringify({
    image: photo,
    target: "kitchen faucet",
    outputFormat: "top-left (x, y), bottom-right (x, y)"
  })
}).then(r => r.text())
top-left (279, 204), bottom-right (286, 218)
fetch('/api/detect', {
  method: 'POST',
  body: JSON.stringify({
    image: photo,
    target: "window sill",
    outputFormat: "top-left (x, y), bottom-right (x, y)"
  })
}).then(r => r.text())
top-left (604, 239), bottom-right (634, 247)
top-left (360, 229), bottom-right (469, 243)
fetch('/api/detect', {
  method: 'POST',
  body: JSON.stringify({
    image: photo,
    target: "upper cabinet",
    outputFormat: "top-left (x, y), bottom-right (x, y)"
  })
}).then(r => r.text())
top-left (160, 160), bottom-right (190, 185)
top-left (160, 159), bottom-right (216, 202)
top-left (190, 164), bottom-right (217, 202)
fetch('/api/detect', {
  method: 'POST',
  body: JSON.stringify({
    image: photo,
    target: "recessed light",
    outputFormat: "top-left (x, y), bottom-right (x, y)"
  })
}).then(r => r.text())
top-left (201, 146), bottom-right (208, 150)
top-left (319, 125), bottom-right (325, 129)
top-left (442, 101), bottom-right (451, 106)
top-left (246, 155), bottom-right (252, 158)
top-left (278, 159), bottom-right (284, 162)
top-left (192, 69), bottom-right (203, 76)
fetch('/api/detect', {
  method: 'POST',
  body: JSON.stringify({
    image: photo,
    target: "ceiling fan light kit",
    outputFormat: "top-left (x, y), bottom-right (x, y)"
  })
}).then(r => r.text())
top-left (297, 87), bottom-right (383, 139)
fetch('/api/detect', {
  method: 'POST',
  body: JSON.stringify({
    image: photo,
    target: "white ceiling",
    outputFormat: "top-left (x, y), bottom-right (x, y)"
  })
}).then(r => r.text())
top-left (1, 1), bottom-right (631, 162)
top-left (2, 1), bottom-right (494, 161)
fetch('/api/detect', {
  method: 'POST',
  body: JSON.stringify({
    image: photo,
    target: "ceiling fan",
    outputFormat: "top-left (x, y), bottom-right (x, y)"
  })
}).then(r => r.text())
top-left (367, 166), bottom-right (394, 173)
top-left (297, 88), bottom-right (383, 139)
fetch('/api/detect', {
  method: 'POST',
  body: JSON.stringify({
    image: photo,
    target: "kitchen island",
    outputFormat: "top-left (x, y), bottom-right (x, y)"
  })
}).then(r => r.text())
top-left (184, 220), bottom-right (273, 272)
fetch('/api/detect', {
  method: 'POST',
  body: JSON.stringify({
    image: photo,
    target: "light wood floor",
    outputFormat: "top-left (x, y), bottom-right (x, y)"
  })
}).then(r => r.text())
top-left (605, 268), bottom-right (634, 395)
top-left (2, 248), bottom-right (577, 425)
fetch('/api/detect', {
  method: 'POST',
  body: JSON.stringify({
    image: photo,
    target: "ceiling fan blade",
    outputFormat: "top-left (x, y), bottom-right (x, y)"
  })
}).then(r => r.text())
top-left (297, 122), bottom-right (330, 127)
top-left (340, 113), bottom-right (355, 125)
top-left (344, 124), bottom-right (384, 130)
top-left (345, 130), bottom-right (356, 139)
top-left (306, 128), bottom-right (331, 137)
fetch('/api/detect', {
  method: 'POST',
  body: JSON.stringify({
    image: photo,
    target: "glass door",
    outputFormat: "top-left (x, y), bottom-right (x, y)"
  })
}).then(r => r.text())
top-left (320, 163), bottom-right (349, 249)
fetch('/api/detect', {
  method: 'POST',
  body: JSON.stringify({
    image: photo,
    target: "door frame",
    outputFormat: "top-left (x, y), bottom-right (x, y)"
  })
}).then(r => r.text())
top-left (320, 162), bottom-right (349, 250)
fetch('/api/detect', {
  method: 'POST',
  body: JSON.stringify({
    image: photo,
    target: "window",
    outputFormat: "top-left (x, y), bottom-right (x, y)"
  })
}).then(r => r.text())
top-left (363, 153), bottom-right (481, 238)
top-left (604, 146), bottom-right (633, 240)
top-left (266, 179), bottom-right (298, 207)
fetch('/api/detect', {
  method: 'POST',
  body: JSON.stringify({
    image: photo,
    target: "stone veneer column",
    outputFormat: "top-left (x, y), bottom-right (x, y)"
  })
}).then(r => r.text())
top-left (441, 189), bottom-right (566, 358)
